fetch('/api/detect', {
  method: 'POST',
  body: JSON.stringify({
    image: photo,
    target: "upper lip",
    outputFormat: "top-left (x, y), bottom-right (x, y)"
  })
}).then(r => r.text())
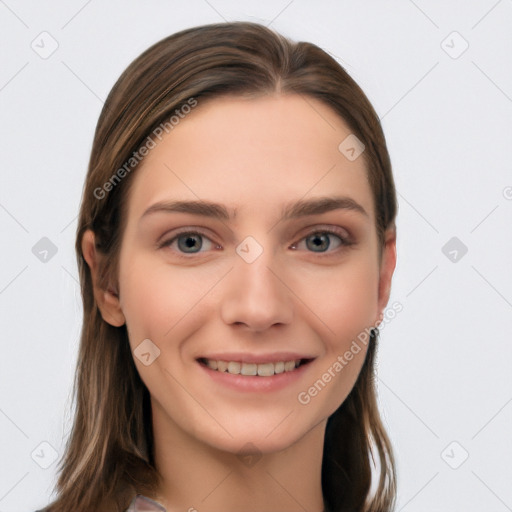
top-left (197, 352), bottom-right (316, 364)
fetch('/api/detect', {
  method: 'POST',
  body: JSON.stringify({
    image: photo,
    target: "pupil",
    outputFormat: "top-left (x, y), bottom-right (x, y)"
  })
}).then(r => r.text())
top-left (179, 234), bottom-right (202, 252)
top-left (307, 233), bottom-right (329, 252)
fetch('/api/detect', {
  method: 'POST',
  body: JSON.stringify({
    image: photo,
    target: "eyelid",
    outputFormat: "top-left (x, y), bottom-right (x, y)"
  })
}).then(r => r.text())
top-left (299, 224), bottom-right (351, 240)
top-left (158, 225), bottom-right (213, 243)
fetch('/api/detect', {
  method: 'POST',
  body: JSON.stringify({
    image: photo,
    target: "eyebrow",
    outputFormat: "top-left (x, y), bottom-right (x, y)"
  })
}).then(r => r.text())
top-left (139, 196), bottom-right (369, 223)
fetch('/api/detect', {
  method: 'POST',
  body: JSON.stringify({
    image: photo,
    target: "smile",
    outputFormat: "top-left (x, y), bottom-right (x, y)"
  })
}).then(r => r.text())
top-left (197, 357), bottom-right (312, 377)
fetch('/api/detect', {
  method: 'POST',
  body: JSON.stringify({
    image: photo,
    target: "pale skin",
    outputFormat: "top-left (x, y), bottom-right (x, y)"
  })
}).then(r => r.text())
top-left (82, 94), bottom-right (396, 512)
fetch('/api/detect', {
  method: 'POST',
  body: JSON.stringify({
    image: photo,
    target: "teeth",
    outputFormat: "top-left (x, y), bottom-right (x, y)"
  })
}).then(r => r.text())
top-left (284, 360), bottom-right (296, 372)
top-left (228, 361), bottom-right (241, 374)
top-left (257, 363), bottom-right (274, 377)
top-left (203, 358), bottom-right (303, 376)
top-left (274, 361), bottom-right (285, 374)
top-left (241, 362), bottom-right (257, 376)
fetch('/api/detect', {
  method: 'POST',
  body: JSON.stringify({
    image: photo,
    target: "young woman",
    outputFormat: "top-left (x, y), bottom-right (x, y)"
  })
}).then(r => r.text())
top-left (40, 21), bottom-right (398, 512)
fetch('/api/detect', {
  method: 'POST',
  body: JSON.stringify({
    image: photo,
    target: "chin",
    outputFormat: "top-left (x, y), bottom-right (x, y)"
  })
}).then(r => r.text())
top-left (205, 431), bottom-right (301, 458)
top-left (195, 412), bottom-right (324, 458)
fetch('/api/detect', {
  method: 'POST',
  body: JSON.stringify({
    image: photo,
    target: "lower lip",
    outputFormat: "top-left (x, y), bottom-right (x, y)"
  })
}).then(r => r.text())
top-left (197, 360), bottom-right (314, 393)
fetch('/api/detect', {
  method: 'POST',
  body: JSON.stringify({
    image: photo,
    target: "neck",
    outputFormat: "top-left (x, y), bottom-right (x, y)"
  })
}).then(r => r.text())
top-left (149, 399), bottom-right (326, 512)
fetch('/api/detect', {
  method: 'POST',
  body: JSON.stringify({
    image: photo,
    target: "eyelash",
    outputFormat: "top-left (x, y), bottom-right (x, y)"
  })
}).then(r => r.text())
top-left (290, 227), bottom-right (354, 255)
top-left (158, 226), bottom-right (354, 258)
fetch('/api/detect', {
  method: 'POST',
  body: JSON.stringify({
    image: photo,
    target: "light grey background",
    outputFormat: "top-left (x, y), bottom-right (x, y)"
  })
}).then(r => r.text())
top-left (1, 1), bottom-right (511, 511)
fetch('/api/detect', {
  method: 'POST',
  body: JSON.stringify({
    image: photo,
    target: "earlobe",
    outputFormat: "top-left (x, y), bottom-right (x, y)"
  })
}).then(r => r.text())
top-left (375, 227), bottom-right (397, 324)
top-left (81, 229), bottom-right (126, 327)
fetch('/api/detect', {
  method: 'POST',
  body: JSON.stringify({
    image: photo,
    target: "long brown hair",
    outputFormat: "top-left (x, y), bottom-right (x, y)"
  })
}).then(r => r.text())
top-left (45, 21), bottom-right (397, 512)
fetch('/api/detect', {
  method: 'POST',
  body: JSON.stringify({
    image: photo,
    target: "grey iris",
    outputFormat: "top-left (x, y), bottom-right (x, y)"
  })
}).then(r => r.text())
top-left (306, 233), bottom-right (330, 252)
top-left (178, 234), bottom-right (202, 253)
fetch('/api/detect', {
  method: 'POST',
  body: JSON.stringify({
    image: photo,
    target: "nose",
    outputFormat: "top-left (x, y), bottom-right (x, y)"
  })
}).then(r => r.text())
top-left (219, 245), bottom-right (294, 332)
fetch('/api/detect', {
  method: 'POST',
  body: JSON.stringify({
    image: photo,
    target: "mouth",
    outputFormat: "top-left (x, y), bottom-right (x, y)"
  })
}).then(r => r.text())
top-left (197, 357), bottom-right (314, 377)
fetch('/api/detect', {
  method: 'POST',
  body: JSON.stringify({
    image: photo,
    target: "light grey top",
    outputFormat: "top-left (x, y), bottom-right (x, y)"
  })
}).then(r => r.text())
top-left (125, 494), bottom-right (167, 511)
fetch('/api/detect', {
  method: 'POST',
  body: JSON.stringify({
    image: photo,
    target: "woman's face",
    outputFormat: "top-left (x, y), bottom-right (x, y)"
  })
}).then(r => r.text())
top-left (105, 94), bottom-right (395, 454)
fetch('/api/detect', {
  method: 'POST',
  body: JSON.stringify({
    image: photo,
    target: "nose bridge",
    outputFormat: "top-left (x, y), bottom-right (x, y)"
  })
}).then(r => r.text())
top-left (219, 239), bottom-right (293, 331)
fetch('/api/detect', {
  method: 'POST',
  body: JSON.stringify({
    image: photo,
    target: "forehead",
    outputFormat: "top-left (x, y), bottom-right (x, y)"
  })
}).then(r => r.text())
top-left (125, 93), bottom-right (374, 224)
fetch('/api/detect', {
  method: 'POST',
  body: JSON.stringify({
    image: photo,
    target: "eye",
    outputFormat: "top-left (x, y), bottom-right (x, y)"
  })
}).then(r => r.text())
top-left (159, 230), bottom-right (220, 255)
top-left (290, 228), bottom-right (352, 254)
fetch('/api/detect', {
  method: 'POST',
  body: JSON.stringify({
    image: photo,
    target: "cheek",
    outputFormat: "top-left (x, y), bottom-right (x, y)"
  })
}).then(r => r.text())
top-left (306, 268), bottom-right (378, 413)
top-left (118, 253), bottom-right (221, 345)
top-left (298, 254), bottom-right (380, 346)
top-left (288, 255), bottom-right (380, 409)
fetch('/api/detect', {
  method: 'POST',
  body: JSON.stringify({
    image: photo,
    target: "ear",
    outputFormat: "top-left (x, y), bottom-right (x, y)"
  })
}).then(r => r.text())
top-left (81, 229), bottom-right (126, 327)
top-left (374, 226), bottom-right (397, 325)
